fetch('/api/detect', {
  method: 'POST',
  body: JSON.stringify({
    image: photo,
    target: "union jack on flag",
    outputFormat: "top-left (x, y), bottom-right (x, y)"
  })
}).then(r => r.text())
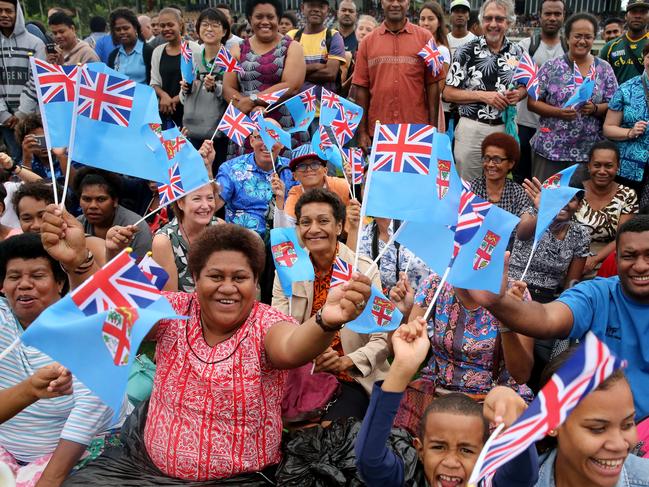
top-left (372, 124), bottom-right (435, 175)
top-left (215, 45), bottom-right (243, 73)
top-left (330, 257), bottom-right (354, 288)
top-left (318, 125), bottom-right (334, 151)
top-left (417, 38), bottom-right (444, 76)
top-left (572, 62), bottom-right (595, 88)
top-left (217, 102), bottom-right (256, 146)
top-left (157, 162), bottom-right (185, 206)
top-left (513, 51), bottom-right (539, 100)
top-left (77, 67), bottom-right (136, 127)
top-left (180, 40), bottom-right (192, 63)
top-left (468, 332), bottom-right (626, 485)
top-left (321, 87), bottom-right (340, 109)
top-left (257, 88), bottom-right (288, 105)
top-left (32, 58), bottom-right (79, 103)
top-left (331, 105), bottom-right (359, 145)
top-left (343, 148), bottom-right (364, 184)
top-left (451, 182), bottom-right (492, 259)
top-left (299, 86), bottom-right (318, 112)
top-left (138, 254), bottom-right (169, 291)
top-left (70, 250), bottom-right (162, 316)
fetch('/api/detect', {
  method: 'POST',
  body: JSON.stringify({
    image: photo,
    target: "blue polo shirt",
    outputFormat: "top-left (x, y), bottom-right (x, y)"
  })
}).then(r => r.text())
top-left (558, 277), bottom-right (649, 419)
top-left (114, 40), bottom-right (146, 84)
top-left (216, 153), bottom-right (296, 239)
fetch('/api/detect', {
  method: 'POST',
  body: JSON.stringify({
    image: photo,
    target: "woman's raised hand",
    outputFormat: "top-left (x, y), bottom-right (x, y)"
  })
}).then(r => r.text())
top-left (321, 272), bottom-right (372, 327)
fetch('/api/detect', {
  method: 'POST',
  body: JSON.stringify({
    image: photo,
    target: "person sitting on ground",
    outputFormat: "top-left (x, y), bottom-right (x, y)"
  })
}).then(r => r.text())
top-left (355, 317), bottom-right (539, 487)
top-left (73, 168), bottom-right (152, 259)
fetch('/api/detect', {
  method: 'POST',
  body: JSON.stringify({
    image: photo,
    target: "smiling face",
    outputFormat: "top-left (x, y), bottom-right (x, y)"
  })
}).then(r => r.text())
top-left (419, 8), bottom-right (439, 36)
top-left (568, 19), bottom-right (595, 59)
top-left (554, 195), bottom-right (581, 223)
top-left (4, 257), bottom-right (63, 327)
top-left (293, 157), bottom-right (327, 189)
top-left (17, 197), bottom-right (48, 234)
top-left (481, 2), bottom-right (510, 47)
top-left (249, 3), bottom-right (279, 42)
top-left (416, 412), bottom-right (485, 487)
top-left (588, 148), bottom-right (618, 189)
top-left (0, 1), bottom-right (16, 32)
top-left (158, 12), bottom-right (181, 42)
top-left (194, 250), bottom-right (257, 335)
top-left (250, 120), bottom-right (282, 166)
top-left (50, 22), bottom-right (77, 51)
top-left (177, 185), bottom-right (216, 226)
top-left (555, 379), bottom-right (637, 487)
top-left (603, 21), bottom-right (622, 41)
top-left (297, 202), bottom-right (342, 257)
top-left (198, 17), bottom-right (226, 46)
top-left (616, 230), bottom-right (649, 303)
top-left (114, 17), bottom-right (138, 48)
top-left (355, 17), bottom-right (376, 40)
top-left (481, 145), bottom-right (514, 182)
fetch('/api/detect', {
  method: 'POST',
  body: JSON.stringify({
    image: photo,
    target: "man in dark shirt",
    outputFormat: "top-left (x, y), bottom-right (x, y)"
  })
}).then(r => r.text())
top-left (337, 0), bottom-right (358, 53)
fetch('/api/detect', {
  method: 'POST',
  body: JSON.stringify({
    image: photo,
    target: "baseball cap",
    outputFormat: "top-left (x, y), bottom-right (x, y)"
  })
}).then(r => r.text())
top-left (450, 0), bottom-right (471, 11)
top-left (627, 0), bottom-right (649, 11)
top-left (289, 144), bottom-right (327, 171)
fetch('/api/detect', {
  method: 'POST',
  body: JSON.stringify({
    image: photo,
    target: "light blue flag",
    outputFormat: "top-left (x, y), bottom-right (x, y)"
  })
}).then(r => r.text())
top-left (284, 88), bottom-right (316, 133)
top-left (154, 127), bottom-right (210, 195)
top-left (397, 220), bottom-right (455, 276)
top-left (21, 295), bottom-right (178, 418)
top-left (270, 227), bottom-right (315, 297)
top-left (180, 41), bottom-right (195, 85)
top-left (430, 131), bottom-right (463, 225)
top-left (319, 88), bottom-right (363, 127)
top-left (257, 116), bottom-right (291, 153)
top-left (346, 285), bottom-right (403, 334)
top-left (563, 78), bottom-right (595, 109)
top-left (448, 205), bottom-right (520, 293)
top-left (312, 126), bottom-right (343, 171)
top-left (70, 63), bottom-right (168, 183)
top-left (534, 164), bottom-right (580, 242)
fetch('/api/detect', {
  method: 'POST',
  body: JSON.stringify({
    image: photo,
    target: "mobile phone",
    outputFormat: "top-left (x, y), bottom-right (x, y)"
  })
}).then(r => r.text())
top-left (33, 135), bottom-right (47, 148)
top-left (46, 42), bottom-right (57, 54)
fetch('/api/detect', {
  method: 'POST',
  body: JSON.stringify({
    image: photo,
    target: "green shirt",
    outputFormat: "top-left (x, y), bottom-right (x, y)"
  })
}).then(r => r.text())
top-left (600, 32), bottom-right (649, 84)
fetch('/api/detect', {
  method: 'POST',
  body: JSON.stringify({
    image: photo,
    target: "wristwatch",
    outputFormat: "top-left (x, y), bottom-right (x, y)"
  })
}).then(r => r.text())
top-left (9, 162), bottom-right (20, 174)
top-left (249, 93), bottom-right (259, 105)
top-left (315, 308), bottom-right (345, 332)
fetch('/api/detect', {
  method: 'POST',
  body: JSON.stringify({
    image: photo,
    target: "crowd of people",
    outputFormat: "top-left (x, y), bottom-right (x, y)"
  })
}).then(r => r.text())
top-left (0, 0), bottom-right (648, 485)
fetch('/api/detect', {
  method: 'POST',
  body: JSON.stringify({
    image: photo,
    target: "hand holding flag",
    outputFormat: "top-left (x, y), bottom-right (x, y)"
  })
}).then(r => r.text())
top-left (216, 102), bottom-right (256, 146)
top-left (257, 88), bottom-right (288, 106)
top-left (512, 51), bottom-right (539, 101)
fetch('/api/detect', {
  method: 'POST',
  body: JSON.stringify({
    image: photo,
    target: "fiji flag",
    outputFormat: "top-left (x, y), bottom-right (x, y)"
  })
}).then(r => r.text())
top-left (180, 41), bottom-right (194, 84)
top-left (563, 78), bottom-right (595, 109)
top-left (364, 124), bottom-right (436, 221)
top-left (320, 88), bottom-right (363, 128)
top-left (534, 164), bottom-right (580, 242)
top-left (284, 87), bottom-right (317, 133)
top-left (270, 227), bottom-right (315, 297)
top-left (468, 332), bottom-right (625, 485)
top-left (257, 116), bottom-right (291, 153)
top-left (448, 205), bottom-right (520, 293)
top-left (71, 63), bottom-right (168, 183)
top-left (346, 285), bottom-right (402, 334)
top-left (30, 57), bottom-right (79, 148)
top-left (312, 125), bottom-right (343, 171)
top-left (153, 127), bottom-right (210, 206)
top-left (430, 131), bottom-right (463, 225)
top-left (21, 251), bottom-right (180, 417)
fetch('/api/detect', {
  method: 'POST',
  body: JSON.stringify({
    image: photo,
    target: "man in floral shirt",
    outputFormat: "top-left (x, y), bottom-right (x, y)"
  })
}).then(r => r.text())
top-left (443, 0), bottom-right (527, 182)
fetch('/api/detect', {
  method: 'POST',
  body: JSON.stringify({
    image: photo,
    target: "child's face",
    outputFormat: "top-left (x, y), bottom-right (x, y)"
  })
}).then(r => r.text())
top-left (415, 412), bottom-right (485, 487)
top-left (555, 379), bottom-right (637, 487)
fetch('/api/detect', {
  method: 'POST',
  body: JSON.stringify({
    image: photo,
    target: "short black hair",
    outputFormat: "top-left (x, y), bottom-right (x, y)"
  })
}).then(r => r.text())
top-left (12, 181), bottom-right (56, 216)
top-left (564, 12), bottom-right (598, 38)
top-left (419, 393), bottom-right (489, 442)
top-left (295, 188), bottom-right (346, 226)
top-left (89, 15), bottom-right (107, 33)
top-left (72, 167), bottom-right (122, 200)
top-left (0, 233), bottom-right (68, 289)
top-left (604, 16), bottom-right (624, 27)
top-left (540, 0), bottom-right (566, 13)
top-left (617, 214), bottom-right (649, 247)
top-left (14, 112), bottom-right (42, 145)
top-left (245, 0), bottom-right (283, 21)
top-left (468, 9), bottom-right (480, 28)
top-left (109, 8), bottom-right (143, 43)
top-left (0, 183), bottom-right (7, 213)
top-left (48, 11), bottom-right (76, 29)
top-left (188, 224), bottom-right (266, 279)
top-left (196, 8), bottom-right (231, 43)
top-left (588, 139), bottom-right (619, 165)
top-left (281, 11), bottom-right (299, 27)
top-left (215, 3), bottom-right (232, 12)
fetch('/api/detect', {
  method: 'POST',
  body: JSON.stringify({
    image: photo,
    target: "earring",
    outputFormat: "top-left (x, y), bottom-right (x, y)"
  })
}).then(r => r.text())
top-left (548, 429), bottom-right (558, 437)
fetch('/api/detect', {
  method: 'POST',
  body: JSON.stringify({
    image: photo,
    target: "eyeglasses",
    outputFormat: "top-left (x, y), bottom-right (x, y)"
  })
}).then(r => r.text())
top-left (482, 15), bottom-right (507, 24)
top-left (571, 34), bottom-right (595, 41)
top-left (295, 161), bottom-right (323, 172)
top-left (200, 22), bottom-right (223, 31)
top-left (481, 155), bottom-right (509, 165)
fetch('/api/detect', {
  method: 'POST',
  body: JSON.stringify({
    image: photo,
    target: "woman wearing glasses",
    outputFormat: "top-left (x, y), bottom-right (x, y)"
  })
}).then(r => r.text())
top-left (528, 13), bottom-right (618, 184)
top-left (470, 133), bottom-right (537, 241)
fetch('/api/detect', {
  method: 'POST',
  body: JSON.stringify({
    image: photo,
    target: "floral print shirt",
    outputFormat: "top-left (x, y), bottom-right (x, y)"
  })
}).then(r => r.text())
top-left (415, 274), bottom-right (533, 400)
top-left (607, 74), bottom-right (649, 182)
top-left (446, 36), bottom-right (524, 122)
top-left (531, 56), bottom-right (618, 162)
top-left (216, 153), bottom-right (297, 239)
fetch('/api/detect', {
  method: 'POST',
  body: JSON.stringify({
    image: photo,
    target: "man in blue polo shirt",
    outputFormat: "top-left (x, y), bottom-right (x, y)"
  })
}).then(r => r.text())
top-left (470, 214), bottom-right (649, 418)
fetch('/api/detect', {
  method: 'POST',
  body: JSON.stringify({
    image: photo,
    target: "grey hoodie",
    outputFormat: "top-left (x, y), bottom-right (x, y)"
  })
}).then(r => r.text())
top-left (0, 0), bottom-right (45, 123)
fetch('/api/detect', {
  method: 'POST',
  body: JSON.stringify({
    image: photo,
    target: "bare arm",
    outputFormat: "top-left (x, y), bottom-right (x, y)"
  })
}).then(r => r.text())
top-left (501, 332), bottom-right (535, 384)
top-left (151, 234), bottom-right (179, 292)
top-left (565, 256), bottom-right (586, 288)
top-left (442, 85), bottom-right (486, 104)
top-left (36, 439), bottom-right (86, 487)
top-left (602, 109), bottom-right (645, 141)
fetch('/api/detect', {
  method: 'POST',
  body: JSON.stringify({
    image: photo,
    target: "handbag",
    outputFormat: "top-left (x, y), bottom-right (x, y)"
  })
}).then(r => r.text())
top-left (126, 354), bottom-right (156, 406)
top-left (281, 362), bottom-right (341, 424)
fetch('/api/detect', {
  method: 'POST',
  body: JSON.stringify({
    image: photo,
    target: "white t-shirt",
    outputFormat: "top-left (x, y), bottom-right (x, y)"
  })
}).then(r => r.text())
top-left (447, 32), bottom-right (477, 60)
top-left (437, 44), bottom-right (452, 113)
top-left (1, 181), bottom-right (20, 229)
top-left (516, 36), bottom-right (565, 128)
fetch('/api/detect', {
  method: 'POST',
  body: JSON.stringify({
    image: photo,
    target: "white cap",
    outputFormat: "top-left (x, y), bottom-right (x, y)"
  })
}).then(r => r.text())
top-left (450, 0), bottom-right (471, 10)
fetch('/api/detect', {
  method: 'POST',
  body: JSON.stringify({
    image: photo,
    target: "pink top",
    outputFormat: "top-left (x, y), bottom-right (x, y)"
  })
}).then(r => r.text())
top-left (144, 292), bottom-right (294, 481)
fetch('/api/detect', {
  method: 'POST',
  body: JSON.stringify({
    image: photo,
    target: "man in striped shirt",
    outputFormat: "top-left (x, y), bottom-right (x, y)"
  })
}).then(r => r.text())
top-left (0, 234), bottom-right (118, 486)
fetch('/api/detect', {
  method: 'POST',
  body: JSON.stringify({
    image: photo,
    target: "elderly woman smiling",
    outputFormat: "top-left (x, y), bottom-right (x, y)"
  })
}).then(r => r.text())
top-left (39, 207), bottom-right (372, 484)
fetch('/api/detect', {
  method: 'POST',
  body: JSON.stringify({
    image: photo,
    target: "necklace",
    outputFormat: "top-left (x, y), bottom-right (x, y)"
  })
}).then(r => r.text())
top-left (179, 221), bottom-right (192, 246)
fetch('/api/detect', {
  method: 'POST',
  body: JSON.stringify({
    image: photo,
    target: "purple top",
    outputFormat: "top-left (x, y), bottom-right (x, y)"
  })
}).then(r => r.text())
top-left (531, 56), bottom-right (618, 162)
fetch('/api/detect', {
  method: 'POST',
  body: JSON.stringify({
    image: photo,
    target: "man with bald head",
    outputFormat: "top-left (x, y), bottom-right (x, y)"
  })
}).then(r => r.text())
top-left (138, 15), bottom-right (155, 43)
